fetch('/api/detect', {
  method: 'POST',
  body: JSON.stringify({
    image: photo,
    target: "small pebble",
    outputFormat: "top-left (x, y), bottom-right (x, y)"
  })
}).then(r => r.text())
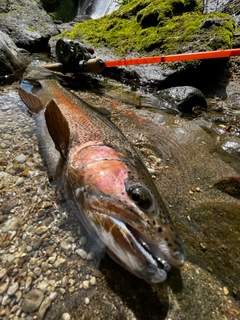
top-left (2, 294), bottom-right (12, 306)
top-left (37, 187), bottom-right (44, 196)
top-left (75, 249), bottom-right (87, 259)
top-left (38, 297), bottom-right (52, 320)
top-left (0, 268), bottom-right (7, 279)
top-left (82, 280), bottom-right (89, 289)
top-left (90, 277), bottom-right (96, 286)
top-left (62, 313), bottom-right (71, 320)
top-left (0, 282), bottom-right (8, 295)
top-left (49, 292), bottom-right (57, 301)
top-left (79, 236), bottom-right (87, 245)
top-left (61, 276), bottom-right (68, 287)
top-left (25, 276), bottom-right (33, 292)
top-left (35, 226), bottom-right (48, 235)
top-left (33, 266), bottom-right (42, 277)
top-left (60, 241), bottom-right (72, 256)
top-left (7, 282), bottom-right (19, 296)
top-left (15, 154), bottom-right (27, 163)
top-left (53, 257), bottom-right (66, 268)
top-left (223, 286), bottom-right (229, 295)
top-left (84, 297), bottom-right (90, 305)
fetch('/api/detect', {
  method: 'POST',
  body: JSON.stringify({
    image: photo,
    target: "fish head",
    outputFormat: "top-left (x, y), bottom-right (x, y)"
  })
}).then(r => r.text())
top-left (68, 145), bottom-right (185, 283)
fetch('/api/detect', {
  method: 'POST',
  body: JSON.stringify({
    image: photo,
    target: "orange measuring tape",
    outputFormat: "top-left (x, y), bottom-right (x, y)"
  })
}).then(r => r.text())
top-left (104, 48), bottom-right (240, 67)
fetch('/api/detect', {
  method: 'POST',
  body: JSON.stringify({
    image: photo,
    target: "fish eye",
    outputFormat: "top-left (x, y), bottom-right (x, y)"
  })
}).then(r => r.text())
top-left (127, 186), bottom-right (153, 210)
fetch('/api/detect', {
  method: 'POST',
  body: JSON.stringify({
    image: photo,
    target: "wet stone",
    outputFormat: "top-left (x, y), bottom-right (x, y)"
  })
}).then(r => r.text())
top-left (49, 292), bottom-right (57, 301)
top-left (1, 217), bottom-right (22, 233)
top-left (34, 226), bottom-right (48, 235)
top-left (53, 257), bottom-right (66, 268)
top-left (60, 241), bottom-right (72, 256)
top-left (15, 177), bottom-right (24, 186)
top-left (0, 268), bottom-right (7, 279)
top-left (38, 296), bottom-right (52, 320)
top-left (61, 276), bottom-right (68, 287)
top-left (25, 276), bottom-right (33, 292)
top-left (15, 154), bottom-right (27, 163)
top-left (62, 313), bottom-right (71, 320)
top-left (7, 282), bottom-right (19, 295)
top-left (15, 290), bottom-right (22, 303)
top-left (75, 248), bottom-right (87, 259)
top-left (0, 282), bottom-right (8, 295)
top-left (90, 276), bottom-right (96, 286)
top-left (21, 289), bottom-right (44, 313)
top-left (82, 280), bottom-right (89, 289)
top-left (33, 266), bottom-right (42, 277)
top-left (2, 294), bottom-right (11, 306)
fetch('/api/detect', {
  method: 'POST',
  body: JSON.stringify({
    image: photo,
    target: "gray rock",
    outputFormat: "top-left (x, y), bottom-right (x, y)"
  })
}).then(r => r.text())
top-left (75, 248), bottom-right (88, 259)
top-left (0, 0), bottom-right (59, 51)
top-left (21, 289), bottom-right (44, 313)
top-left (0, 30), bottom-right (30, 80)
top-left (2, 293), bottom-right (11, 306)
top-left (7, 282), bottom-right (19, 296)
top-left (156, 86), bottom-right (207, 113)
top-left (15, 153), bottom-right (27, 163)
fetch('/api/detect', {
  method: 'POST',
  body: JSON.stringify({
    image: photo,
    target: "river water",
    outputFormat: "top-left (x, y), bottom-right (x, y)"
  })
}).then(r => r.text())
top-left (0, 56), bottom-right (240, 318)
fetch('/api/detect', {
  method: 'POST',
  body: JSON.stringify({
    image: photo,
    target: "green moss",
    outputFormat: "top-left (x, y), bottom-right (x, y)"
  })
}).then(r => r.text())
top-left (27, 27), bottom-right (38, 32)
top-left (60, 0), bottom-right (235, 56)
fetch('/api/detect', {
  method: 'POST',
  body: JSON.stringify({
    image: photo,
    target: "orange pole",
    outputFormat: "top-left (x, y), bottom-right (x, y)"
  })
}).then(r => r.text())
top-left (104, 48), bottom-right (240, 67)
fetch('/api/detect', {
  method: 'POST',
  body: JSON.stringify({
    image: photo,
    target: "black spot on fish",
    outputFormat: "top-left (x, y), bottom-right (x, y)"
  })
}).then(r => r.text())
top-left (168, 243), bottom-right (172, 247)
top-left (165, 238), bottom-right (168, 241)
top-left (158, 227), bottom-right (162, 233)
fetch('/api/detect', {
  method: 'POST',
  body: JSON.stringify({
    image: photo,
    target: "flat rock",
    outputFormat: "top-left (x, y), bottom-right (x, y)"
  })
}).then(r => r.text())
top-left (21, 288), bottom-right (44, 313)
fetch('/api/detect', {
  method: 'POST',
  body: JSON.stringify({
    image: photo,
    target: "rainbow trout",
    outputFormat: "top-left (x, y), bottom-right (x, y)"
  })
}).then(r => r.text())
top-left (19, 67), bottom-right (185, 283)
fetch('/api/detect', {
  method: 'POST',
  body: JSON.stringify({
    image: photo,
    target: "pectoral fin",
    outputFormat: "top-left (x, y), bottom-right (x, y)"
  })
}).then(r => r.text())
top-left (45, 99), bottom-right (70, 160)
top-left (19, 85), bottom-right (44, 114)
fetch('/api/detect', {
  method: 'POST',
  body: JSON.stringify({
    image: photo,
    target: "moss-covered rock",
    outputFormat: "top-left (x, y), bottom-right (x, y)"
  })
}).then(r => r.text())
top-left (61, 0), bottom-right (236, 56)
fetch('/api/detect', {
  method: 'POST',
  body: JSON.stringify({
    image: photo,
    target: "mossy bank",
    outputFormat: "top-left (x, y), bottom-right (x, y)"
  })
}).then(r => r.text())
top-left (60, 0), bottom-right (236, 56)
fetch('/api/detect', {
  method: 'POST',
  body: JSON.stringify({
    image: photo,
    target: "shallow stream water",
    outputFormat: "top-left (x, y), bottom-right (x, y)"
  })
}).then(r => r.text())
top-left (0, 58), bottom-right (240, 319)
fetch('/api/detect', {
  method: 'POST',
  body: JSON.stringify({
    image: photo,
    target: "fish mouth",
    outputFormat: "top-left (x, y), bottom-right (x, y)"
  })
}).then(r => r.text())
top-left (106, 217), bottom-right (172, 283)
top-left (125, 223), bottom-right (172, 282)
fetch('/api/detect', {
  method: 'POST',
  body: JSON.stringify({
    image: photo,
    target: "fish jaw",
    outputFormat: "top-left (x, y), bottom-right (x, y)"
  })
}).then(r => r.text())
top-left (66, 145), bottom-right (185, 283)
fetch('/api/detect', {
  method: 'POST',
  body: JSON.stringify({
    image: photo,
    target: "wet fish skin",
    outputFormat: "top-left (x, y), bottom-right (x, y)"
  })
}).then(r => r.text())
top-left (19, 70), bottom-right (185, 283)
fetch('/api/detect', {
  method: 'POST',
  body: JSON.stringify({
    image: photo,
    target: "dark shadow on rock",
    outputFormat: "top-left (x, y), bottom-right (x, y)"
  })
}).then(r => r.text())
top-left (99, 254), bottom-right (169, 320)
top-left (167, 268), bottom-right (184, 294)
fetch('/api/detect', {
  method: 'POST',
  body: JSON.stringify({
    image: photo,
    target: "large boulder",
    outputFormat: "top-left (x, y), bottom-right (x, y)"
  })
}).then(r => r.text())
top-left (0, 0), bottom-right (59, 52)
top-left (0, 30), bottom-right (30, 82)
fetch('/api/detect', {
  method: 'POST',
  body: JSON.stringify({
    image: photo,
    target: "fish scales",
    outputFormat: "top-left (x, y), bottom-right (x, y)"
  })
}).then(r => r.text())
top-left (19, 68), bottom-right (185, 283)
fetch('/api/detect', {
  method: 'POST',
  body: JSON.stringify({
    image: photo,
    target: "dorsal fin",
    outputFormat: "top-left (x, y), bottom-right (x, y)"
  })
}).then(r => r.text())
top-left (19, 86), bottom-right (44, 114)
top-left (45, 99), bottom-right (70, 160)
